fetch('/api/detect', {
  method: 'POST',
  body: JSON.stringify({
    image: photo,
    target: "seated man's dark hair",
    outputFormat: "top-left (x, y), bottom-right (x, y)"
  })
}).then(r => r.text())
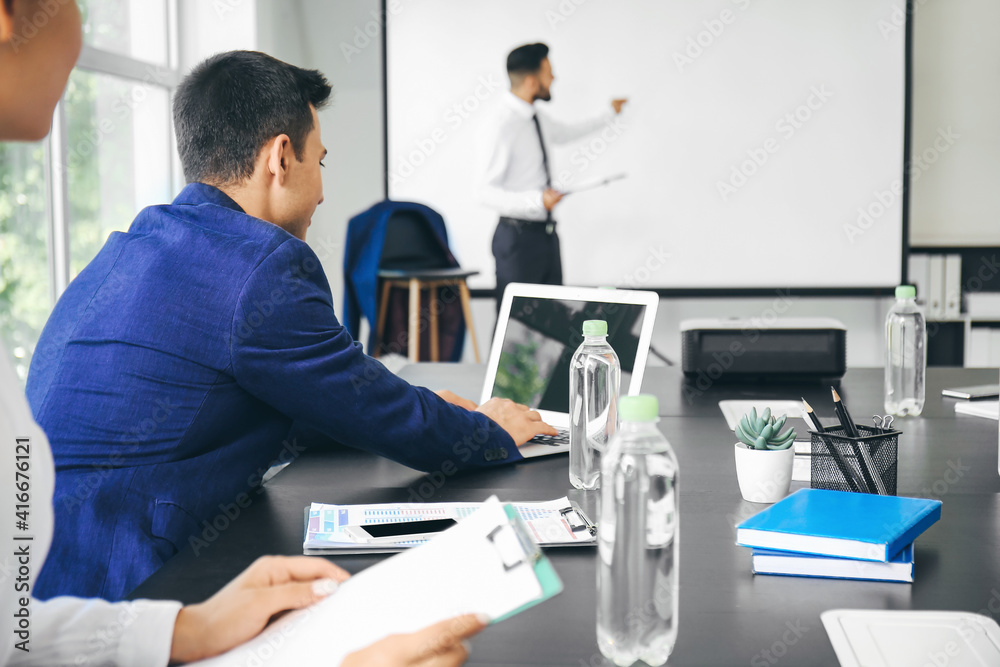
top-left (506, 42), bottom-right (549, 79)
top-left (173, 50), bottom-right (332, 185)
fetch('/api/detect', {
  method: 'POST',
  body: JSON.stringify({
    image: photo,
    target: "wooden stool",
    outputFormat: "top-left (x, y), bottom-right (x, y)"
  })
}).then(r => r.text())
top-left (374, 267), bottom-right (480, 362)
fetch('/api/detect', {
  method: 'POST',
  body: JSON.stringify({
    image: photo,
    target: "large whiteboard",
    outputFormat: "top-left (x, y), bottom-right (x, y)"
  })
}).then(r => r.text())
top-left (387, 0), bottom-right (906, 290)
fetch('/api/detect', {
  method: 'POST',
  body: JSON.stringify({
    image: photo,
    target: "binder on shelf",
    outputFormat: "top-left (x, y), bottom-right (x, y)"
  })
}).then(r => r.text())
top-left (990, 329), bottom-right (1000, 368)
top-left (908, 254), bottom-right (929, 306)
top-left (966, 327), bottom-right (992, 368)
top-left (944, 254), bottom-right (962, 319)
top-left (196, 497), bottom-right (564, 667)
top-left (927, 254), bottom-right (945, 320)
top-left (966, 293), bottom-right (1000, 319)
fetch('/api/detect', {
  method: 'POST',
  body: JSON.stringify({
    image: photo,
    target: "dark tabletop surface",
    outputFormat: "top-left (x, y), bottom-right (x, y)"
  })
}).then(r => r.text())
top-left (130, 366), bottom-right (1000, 666)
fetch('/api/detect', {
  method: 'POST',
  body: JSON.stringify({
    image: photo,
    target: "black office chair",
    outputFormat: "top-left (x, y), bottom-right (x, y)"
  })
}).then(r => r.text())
top-left (375, 211), bottom-right (480, 362)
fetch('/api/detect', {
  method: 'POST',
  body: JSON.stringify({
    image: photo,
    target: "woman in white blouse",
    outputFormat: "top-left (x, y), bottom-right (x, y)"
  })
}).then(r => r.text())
top-left (0, 1), bottom-right (482, 665)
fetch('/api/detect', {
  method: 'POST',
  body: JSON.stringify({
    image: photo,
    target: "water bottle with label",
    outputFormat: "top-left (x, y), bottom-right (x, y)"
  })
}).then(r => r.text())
top-left (569, 320), bottom-right (621, 490)
top-left (884, 285), bottom-right (926, 416)
top-left (597, 395), bottom-right (679, 666)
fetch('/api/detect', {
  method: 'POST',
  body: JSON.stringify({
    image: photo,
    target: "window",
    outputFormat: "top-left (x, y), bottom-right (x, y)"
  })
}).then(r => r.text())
top-left (0, 142), bottom-right (51, 378)
top-left (65, 69), bottom-right (174, 277)
top-left (0, 0), bottom-right (180, 382)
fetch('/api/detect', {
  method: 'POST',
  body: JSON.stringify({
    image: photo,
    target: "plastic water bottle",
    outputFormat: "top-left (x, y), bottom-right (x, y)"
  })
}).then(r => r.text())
top-left (884, 285), bottom-right (926, 416)
top-left (569, 320), bottom-right (621, 490)
top-left (597, 395), bottom-right (679, 667)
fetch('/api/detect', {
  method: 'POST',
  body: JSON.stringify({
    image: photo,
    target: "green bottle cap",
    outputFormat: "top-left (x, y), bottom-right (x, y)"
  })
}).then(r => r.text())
top-left (895, 285), bottom-right (916, 299)
top-left (619, 395), bottom-right (659, 421)
top-left (582, 320), bottom-right (607, 336)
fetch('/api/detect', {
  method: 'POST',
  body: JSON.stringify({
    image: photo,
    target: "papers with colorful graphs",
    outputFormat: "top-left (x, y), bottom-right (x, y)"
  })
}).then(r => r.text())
top-left (303, 496), bottom-right (596, 555)
top-left (192, 497), bottom-right (563, 667)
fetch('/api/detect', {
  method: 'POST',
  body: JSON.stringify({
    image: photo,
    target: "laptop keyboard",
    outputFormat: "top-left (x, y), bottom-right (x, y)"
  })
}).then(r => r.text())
top-left (529, 427), bottom-right (569, 446)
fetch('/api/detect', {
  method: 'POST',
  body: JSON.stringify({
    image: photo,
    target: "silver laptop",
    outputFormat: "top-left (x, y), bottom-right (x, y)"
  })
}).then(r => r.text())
top-left (480, 283), bottom-right (659, 459)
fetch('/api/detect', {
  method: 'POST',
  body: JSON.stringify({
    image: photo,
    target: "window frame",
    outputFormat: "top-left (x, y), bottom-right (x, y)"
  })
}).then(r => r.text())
top-left (45, 0), bottom-right (181, 302)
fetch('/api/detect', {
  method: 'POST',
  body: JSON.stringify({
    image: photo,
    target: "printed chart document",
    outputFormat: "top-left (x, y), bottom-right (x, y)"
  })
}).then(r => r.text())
top-left (304, 496), bottom-right (595, 554)
top-left (194, 497), bottom-right (562, 667)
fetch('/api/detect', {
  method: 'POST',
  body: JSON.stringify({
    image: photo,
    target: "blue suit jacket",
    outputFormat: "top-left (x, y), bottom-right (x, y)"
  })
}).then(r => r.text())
top-left (342, 199), bottom-right (465, 360)
top-left (27, 183), bottom-right (520, 601)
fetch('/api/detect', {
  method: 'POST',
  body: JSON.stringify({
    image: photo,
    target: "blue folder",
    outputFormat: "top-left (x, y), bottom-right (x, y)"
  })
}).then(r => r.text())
top-left (736, 489), bottom-right (941, 562)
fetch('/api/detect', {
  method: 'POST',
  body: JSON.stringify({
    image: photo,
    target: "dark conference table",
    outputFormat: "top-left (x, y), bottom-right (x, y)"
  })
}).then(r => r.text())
top-left (131, 366), bottom-right (1000, 666)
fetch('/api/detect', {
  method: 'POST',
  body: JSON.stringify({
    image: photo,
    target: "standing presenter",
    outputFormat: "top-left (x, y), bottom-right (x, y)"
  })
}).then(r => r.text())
top-left (479, 42), bottom-right (626, 311)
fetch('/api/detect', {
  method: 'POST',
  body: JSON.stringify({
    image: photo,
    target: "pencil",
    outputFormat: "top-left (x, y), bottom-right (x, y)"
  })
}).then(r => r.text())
top-left (830, 387), bottom-right (886, 494)
top-left (802, 398), bottom-right (865, 493)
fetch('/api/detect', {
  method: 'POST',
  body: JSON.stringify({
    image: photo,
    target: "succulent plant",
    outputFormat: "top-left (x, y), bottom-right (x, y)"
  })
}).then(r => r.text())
top-left (736, 407), bottom-right (796, 451)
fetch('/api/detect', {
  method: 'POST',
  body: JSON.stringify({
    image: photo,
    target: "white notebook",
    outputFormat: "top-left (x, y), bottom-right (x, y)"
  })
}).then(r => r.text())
top-left (955, 400), bottom-right (1000, 420)
top-left (193, 497), bottom-right (562, 666)
top-left (823, 609), bottom-right (1000, 666)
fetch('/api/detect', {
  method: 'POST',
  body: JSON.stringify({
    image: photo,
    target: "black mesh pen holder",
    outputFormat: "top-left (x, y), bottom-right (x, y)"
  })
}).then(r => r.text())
top-left (809, 424), bottom-right (899, 496)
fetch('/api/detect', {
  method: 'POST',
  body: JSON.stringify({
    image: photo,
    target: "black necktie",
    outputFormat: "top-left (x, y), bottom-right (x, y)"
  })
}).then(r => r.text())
top-left (531, 113), bottom-right (551, 187)
top-left (532, 113), bottom-right (553, 221)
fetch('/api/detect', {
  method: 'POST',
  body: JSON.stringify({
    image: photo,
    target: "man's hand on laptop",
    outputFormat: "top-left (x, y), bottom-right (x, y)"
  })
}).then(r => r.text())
top-left (434, 389), bottom-right (478, 411)
top-left (476, 398), bottom-right (558, 446)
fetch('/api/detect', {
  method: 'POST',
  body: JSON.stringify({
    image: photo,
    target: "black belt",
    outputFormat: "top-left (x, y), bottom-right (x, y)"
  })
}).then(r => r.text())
top-left (499, 216), bottom-right (557, 235)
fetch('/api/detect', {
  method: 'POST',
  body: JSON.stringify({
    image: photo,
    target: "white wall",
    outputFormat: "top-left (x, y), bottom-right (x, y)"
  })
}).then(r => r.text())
top-left (257, 0), bottom-right (384, 317)
top-left (179, 0), bottom-right (258, 73)
top-left (254, 1), bottom-right (985, 367)
top-left (910, 0), bottom-right (1000, 246)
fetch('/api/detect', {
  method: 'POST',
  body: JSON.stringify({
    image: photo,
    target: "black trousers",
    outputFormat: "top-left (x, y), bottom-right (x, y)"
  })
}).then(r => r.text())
top-left (491, 217), bottom-right (563, 312)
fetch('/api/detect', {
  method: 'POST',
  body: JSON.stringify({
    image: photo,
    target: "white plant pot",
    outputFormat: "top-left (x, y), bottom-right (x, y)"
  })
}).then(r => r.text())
top-left (734, 443), bottom-right (794, 504)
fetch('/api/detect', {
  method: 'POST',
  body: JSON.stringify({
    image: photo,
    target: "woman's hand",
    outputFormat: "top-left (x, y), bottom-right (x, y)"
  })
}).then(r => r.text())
top-left (169, 555), bottom-right (350, 663)
top-left (340, 614), bottom-right (488, 667)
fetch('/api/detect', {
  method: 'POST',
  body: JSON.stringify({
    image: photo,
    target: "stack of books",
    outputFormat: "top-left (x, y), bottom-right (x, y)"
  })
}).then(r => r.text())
top-left (736, 489), bottom-right (942, 583)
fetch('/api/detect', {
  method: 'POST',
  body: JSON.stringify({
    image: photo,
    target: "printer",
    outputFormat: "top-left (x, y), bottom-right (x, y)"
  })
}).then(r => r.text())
top-left (681, 317), bottom-right (847, 383)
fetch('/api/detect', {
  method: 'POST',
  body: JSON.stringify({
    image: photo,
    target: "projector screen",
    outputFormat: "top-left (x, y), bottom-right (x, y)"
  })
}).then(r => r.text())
top-left (386, 0), bottom-right (906, 290)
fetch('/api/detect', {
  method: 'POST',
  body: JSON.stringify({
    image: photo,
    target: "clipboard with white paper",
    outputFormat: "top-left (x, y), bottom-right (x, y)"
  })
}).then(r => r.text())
top-left (193, 497), bottom-right (563, 666)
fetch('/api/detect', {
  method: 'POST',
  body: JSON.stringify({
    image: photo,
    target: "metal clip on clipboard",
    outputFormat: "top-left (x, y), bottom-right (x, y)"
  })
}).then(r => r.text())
top-left (486, 510), bottom-right (542, 572)
top-left (560, 502), bottom-right (597, 537)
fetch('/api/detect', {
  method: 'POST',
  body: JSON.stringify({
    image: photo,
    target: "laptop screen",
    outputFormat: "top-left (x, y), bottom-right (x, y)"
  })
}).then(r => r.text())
top-left (490, 296), bottom-right (648, 413)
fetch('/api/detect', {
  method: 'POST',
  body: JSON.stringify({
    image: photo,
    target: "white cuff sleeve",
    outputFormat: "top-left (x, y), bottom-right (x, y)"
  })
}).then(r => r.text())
top-left (9, 596), bottom-right (182, 667)
top-left (117, 599), bottom-right (184, 666)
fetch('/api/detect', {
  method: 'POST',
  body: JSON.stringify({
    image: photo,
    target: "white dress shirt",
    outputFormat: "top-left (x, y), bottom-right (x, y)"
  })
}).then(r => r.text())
top-left (1, 346), bottom-right (182, 667)
top-left (478, 91), bottom-right (614, 221)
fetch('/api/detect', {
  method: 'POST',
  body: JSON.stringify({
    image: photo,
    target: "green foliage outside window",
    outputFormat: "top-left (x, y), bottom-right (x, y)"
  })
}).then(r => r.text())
top-left (0, 60), bottom-right (103, 382)
top-left (0, 142), bottom-right (50, 381)
top-left (494, 342), bottom-right (548, 407)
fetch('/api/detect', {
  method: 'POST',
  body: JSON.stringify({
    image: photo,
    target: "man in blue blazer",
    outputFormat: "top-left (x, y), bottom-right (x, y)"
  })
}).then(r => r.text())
top-left (27, 50), bottom-right (556, 602)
